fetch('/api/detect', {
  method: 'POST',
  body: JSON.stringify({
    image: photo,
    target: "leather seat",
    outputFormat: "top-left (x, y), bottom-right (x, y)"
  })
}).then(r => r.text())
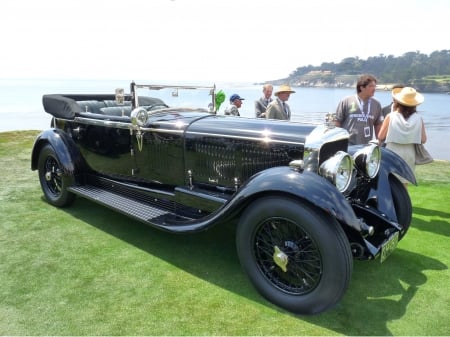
top-left (100, 106), bottom-right (132, 116)
top-left (77, 100), bottom-right (106, 114)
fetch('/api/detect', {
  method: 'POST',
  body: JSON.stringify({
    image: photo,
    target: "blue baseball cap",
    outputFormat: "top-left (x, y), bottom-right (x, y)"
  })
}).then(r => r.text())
top-left (230, 94), bottom-right (245, 102)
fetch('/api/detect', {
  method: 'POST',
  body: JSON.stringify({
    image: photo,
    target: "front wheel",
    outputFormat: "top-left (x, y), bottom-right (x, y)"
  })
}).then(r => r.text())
top-left (236, 196), bottom-right (353, 315)
top-left (37, 144), bottom-right (75, 207)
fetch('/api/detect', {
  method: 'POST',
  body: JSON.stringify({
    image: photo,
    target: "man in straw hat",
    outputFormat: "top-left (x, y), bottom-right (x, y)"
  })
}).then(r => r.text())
top-left (266, 84), bottom-right (296, 120)
top-left (378, 86), bottom-right (428, 187)
top-left (335, 74), bottom-right (383, 145)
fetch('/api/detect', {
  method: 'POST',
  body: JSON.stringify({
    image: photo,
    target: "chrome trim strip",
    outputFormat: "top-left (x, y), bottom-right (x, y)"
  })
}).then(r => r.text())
top-left (67, 117), bottom-right (306, 144)
top-left (73, 117), bottom-right (133, 130)
top-left (184, 130), bottom-right (304, 145)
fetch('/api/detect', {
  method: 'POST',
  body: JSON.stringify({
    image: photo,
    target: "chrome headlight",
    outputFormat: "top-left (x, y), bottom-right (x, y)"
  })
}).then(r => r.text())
top-left (353, 144), bottom-right (381, 179)
top-left (319, 151), bottom-right (353, 193)
top-left (131, 107), bottom-right (148, 127)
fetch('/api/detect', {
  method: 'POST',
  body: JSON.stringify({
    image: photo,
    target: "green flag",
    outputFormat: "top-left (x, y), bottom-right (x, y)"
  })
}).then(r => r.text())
top-left (215, 90), bottom-right (226, 113)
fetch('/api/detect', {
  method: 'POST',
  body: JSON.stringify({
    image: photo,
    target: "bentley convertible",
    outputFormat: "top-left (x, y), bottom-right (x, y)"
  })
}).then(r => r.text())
top-left (31, 82), bottom-right (415, 315)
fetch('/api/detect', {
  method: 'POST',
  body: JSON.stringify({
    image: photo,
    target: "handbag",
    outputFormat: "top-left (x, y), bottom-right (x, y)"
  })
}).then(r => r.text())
top-left (415, 143), bottom-right (433, 165)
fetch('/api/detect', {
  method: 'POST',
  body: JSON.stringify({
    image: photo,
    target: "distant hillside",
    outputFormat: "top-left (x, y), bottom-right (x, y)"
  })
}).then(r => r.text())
top-left (269, 50), bottom-right (450, 93)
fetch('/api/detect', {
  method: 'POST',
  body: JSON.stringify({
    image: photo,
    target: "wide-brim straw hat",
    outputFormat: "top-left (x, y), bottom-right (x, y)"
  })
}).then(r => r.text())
top-left (391, 87), bottom-right (403, 97)
top-left (275, 84), bottom-right (296, 96)
top-left (392, 87), bottom-right (424, 107)
top-left (390, 84), bottom-right (405, 96)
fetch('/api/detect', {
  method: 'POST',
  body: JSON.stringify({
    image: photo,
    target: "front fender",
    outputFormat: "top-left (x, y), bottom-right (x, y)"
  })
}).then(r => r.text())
top-left (161, 166), bottom-right (364, 233)
top-left (378, 147), bottom-right (416, 184)
top-left (364, 147), bottom-right (416, 221)
top-left (31, 129), bottom-right (84, 177)
top-left (234, 166), bottom-right (363, 232)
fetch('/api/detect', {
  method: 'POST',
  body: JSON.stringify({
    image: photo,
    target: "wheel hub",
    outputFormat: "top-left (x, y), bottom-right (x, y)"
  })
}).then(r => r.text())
top-left (273, 245), bottom-right (288, 272)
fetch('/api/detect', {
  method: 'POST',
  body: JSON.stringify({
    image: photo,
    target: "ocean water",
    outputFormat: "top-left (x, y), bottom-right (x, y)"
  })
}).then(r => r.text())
top-left (1, 78), bottom-right (449, 161)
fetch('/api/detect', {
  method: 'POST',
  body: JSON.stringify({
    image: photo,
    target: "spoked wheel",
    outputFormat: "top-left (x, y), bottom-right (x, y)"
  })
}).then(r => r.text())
top-left (37, 144), bottom-right (75, 207)
top-left (254, 216), bottom-right (323, 293)
top-left (236, 196), bottom-right (353, 315)
top-left (389, 175), bottom-right (412, 240)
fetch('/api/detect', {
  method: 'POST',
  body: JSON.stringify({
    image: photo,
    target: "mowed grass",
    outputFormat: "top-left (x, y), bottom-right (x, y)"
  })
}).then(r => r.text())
top-left (1, 130), bottom-right (449, 336)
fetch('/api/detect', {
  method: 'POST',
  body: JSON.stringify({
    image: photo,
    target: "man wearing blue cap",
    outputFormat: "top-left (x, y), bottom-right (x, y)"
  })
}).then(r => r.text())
top-left (224, 94), bottom-right (245, 116)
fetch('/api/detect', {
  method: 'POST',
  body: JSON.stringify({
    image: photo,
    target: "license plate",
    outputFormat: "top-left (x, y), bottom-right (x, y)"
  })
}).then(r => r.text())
top-left (380, 231), bottom-right (399, 263)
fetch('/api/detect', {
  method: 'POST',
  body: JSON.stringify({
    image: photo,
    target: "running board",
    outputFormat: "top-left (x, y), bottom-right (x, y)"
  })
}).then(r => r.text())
top-left (68, 184), bottom-right (193, 227)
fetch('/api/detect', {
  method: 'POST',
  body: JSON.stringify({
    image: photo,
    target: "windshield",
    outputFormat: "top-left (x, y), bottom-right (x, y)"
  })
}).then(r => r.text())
top-left (131, 82), bottom-right (216, 113)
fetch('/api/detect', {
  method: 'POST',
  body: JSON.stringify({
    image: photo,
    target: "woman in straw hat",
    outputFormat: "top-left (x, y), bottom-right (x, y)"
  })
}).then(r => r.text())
top-left (265, 84), bottom-right (296, 120)
top-left (378, 87), bottom-right (428, 187)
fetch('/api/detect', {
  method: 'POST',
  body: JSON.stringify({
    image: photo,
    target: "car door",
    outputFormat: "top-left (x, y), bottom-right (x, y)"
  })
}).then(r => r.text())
top-left (76, 121), bottom-right (135, 177)
top-left (130, 112), bottom-right (186, 187)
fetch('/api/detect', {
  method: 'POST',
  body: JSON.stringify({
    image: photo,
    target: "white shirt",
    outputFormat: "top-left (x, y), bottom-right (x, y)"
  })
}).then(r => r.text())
top-left (386, 111), bottom-right (422, 144)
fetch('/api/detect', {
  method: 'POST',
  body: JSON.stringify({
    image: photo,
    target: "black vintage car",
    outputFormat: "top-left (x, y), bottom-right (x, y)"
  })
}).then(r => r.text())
top-left (31, 82), bottom-right (415, 315)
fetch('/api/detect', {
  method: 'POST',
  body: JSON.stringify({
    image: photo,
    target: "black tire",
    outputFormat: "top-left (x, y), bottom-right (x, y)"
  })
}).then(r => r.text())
top-left (236, 196), bottom-right (353, 315)
top-left (37, 144), bottom-right (75, 207)
top-left (389, 175), bottom-right (412, 240)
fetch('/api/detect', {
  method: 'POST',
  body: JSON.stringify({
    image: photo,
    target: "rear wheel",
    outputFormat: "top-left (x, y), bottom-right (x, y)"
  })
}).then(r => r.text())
top-left (37, 144), bottom-right (75, 207)
top-left (390, 175), bottom-right (412, 239)
top-left (236, 196), bottom-right (353, 315)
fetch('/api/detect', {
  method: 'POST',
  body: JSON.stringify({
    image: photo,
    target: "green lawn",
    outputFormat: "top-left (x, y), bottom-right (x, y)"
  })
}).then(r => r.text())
top-left (1, 131), bottom-right (449, 336)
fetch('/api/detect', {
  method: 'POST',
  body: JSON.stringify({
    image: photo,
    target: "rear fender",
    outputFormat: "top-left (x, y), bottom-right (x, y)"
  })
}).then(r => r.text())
top-left (31, 129), bottom-right (84, 178)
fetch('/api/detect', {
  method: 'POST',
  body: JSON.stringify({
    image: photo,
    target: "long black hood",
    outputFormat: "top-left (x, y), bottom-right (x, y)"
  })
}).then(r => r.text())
top-left (185, 114), bottom-right (317, 145)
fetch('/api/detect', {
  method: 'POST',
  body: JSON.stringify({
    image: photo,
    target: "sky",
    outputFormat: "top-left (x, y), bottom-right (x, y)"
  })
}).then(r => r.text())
top-left (1, 0), bottom-right (448, 84)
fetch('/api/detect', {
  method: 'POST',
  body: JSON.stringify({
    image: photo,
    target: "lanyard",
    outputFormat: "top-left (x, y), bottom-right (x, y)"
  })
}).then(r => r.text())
top-left (356, 95), bottom-right (371, 122)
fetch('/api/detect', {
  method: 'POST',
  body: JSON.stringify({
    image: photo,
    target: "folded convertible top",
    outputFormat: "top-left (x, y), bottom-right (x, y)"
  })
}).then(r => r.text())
top-left (42, 94), bottom-right (81, 119)
top-left (42, 94), bottom-right (165, 119)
